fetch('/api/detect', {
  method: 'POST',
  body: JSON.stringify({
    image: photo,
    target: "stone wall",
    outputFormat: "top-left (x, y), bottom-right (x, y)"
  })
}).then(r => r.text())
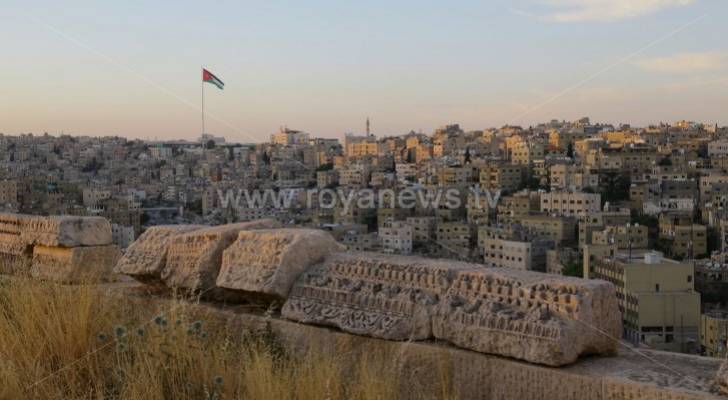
top-left (0, 212), bottom-right (120, 282)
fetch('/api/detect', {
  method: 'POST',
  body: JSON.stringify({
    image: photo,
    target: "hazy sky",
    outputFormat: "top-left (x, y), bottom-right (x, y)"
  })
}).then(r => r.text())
top-left (1, 0), bottom-right (727, 142)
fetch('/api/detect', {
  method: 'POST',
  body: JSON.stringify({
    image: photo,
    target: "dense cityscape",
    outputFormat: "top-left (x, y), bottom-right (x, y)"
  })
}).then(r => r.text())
top-left (2, 117), bottom-right (728, 357)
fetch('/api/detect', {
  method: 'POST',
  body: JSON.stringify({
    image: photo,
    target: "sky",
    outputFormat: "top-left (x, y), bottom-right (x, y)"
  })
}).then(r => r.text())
top-left (1, 0), bottom-right (727, 142)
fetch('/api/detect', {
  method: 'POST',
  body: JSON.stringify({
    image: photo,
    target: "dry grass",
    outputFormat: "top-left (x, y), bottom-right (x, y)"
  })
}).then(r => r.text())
top-left (0, 278), bottom-right (456, 400)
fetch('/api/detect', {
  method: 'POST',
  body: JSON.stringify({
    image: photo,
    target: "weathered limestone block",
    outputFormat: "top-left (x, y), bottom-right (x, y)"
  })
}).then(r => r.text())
top-left (0, 212), bottom-right (112, 247)
top-left (282, 252), bottom-right (466, 340)
top-left (282, 252), bottom-right (621, 366)
top-left (431, 268), bottom-right (621, 366)
top-left (216, 229), bottom-right (344, 300)
top-left (30, 244), bottom-right (121, 283)
top-left (717, 356), bottom-right (728, 395)
top-left (114, 225), bottom-right (206, 283)
top-left (160, 220), bottom-right (281, 292)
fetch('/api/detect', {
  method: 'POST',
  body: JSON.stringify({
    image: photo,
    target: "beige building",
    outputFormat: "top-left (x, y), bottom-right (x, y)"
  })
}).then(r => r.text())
top-left (592, 224), bottom-right (648, 250)
top-left (520, 214), bottom-right (576, 245)
top-left (659, 215), bottom-right (707, 259)
top-left (496, 191), bottom-right (541, 223)
top-left (540, 191), bottom-right (601, 218)
top-left (701, 311), bottom-right (728, 358)
top-left (587, 250), bottom-right (700, 353)
top-left (549, 164), bottom-right (599, 192)
top-left (436, 222), bottom-right (473, 256)
top-left (479, 163), bottom-right (523, 193)
top-left (0, 180), bottom-right (18, 210)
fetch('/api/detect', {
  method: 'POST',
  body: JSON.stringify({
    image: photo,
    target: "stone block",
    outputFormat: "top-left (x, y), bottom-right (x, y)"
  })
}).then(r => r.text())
top-left (282, 252), bottom-right (621, 366)
top-left (0, 212), bottom-right (112, 247)
top-left (30, 244), bottom-right (121, 283)
top-left (217, 229), bottom-right (344, 300)
top-left (431, 267), bottom-right (621, 366)
top-left (160, 220), bottom-right (281, 292)
top-left (114, 225), bottom-right (206, 283)
top-left (718, 356), bottom-right (728, 396)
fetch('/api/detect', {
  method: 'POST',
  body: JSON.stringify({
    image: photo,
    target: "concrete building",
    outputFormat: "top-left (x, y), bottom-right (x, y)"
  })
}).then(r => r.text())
top-left (519, 214), bottom-right (577, 245)
top-left (406, 216), bottom-right (437, 245)
top-left (587, 250), bottom-right (701, 353)
top-left (379, 221), bottom-right (413, 255)
top-left (478, 163), bottom-right (523, 193)
top-left (540, 191), bottom-right (601, 218)
top-left (436, 222), bottom-right (473, 256)
top-left (592, 224), bottom-right (649, 250)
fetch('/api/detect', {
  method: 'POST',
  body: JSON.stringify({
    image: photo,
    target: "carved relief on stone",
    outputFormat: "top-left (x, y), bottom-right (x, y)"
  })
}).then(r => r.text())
top-left (217, 228), bottom-right (344, 300)
top-left (282, 251), bottom-right (621, 366)
top-left (432, 268), bottom-right (621, 366)
top-left (159, 220), bottom-right (281, 292)
top-left (282, 252), bottom-right (467, 340)
top-left (114, 225), bottom-right (206, 283)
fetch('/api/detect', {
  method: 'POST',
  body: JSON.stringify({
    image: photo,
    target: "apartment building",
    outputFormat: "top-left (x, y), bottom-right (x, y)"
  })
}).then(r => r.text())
top-left (587, 250), bottom-right (700, 353)
top-left (379, 221), bottom-right (413, 255)
top-left (478, 163), bottom-right (523, 193)
top-left (519, 214), bottom-right (577, 245)
top-left (436, 222), bottom-right (473, 255)
top-left (540, 191), bottom-right (601, 218)
top-left (592, 224), bottom-right (649, 250)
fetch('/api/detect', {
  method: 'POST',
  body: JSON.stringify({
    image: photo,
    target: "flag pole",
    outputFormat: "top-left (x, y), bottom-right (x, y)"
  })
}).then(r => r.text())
top-left (201, 67), bottom-right (205, 135)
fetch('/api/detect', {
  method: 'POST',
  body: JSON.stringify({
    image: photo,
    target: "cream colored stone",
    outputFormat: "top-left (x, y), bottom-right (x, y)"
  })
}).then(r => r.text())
top-left (217, 229), bottom-right (344, 299)
top-left (0, 212), bottom-right (112, 247)
top-left (282, 251), bottom-right (621, 366)
top-left (30, 244), bottom-right (121, 283)
top-left (114, 225), bottom-right (206, 282)
top-left (160, 220), bottom-right (281, 292)
top-left (718, 356), bottom-right (728, 396)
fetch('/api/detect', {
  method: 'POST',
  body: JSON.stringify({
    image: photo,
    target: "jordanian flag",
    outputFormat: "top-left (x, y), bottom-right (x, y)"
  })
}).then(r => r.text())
top-left (202, 68), bottom-right (224, 90)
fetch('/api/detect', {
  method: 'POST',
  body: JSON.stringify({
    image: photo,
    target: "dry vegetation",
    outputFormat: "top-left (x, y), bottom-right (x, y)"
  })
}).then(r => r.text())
top-left (0, 277), bottom-right (456, 400)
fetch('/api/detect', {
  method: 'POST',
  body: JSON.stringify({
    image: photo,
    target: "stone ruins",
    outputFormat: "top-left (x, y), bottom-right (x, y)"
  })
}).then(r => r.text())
top-left (1, 214), bottom-right (726, 397)
top-left (0, 212), bottom-right (119, 281)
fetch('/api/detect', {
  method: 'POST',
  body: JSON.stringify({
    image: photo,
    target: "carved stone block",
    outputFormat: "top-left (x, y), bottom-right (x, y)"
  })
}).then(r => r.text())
top-left (431, 268), bottom-right (621, 366)
top-left (282, 252), bottom-right (621, 366)
top-left (217, 229), bottom-right (344, 300)
top-left (114, 225), bottom-right (206, 283)
top-left (30, 244), bottom-right (121, 283)
top-left (160, 220), bottom-right (281, 292)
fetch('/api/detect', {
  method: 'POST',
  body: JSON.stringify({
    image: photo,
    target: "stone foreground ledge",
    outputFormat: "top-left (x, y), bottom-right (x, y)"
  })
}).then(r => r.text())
top-left (103, 283), bottom-right (728, 400)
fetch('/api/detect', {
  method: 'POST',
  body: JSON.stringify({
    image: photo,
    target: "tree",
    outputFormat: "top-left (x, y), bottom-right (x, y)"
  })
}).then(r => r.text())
top-left (566, 142), bottom-right (574, 158)
top-left (205, 139), bottom-right (216, 149)
top-left (657, 156), bottom-right (672, 166)
top-left (600, 172), bottom-right (631, 204)
top-left (562, 261), bottom-right (583, 278)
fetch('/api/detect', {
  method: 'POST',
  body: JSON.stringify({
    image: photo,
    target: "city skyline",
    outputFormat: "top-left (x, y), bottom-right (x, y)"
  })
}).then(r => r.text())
top-left (2, 0), bottom-right (727, 142)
